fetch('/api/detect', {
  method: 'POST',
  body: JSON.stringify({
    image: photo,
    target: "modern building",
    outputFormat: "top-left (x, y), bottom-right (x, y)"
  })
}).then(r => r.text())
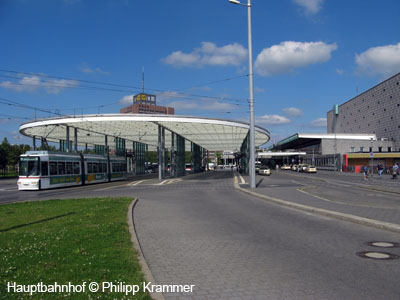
top-left (268, 133), bottom-right (399, 171)
top-left (269, 72), bottom-right (400, 172)
top-left (120, 93), bottom-right (175, 115)
top-left (327, 72), bottom-right (400, 150)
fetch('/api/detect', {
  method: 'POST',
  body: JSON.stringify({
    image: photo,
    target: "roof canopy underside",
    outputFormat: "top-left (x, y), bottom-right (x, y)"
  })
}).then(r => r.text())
top-left (19, 114), bottom-right (270, 151)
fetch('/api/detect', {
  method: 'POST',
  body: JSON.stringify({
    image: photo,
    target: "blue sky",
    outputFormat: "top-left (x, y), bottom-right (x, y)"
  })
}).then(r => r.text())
top-left (1, 0), bottom-right (400, 147)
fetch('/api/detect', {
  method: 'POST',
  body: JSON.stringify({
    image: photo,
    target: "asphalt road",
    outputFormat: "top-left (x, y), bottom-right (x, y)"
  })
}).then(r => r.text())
top-left (1, 171), bottom-right (400, 299)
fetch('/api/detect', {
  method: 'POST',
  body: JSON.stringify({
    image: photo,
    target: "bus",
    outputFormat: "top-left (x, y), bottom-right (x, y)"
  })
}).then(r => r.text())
top-left (18, 151), bottom-right (127, 190)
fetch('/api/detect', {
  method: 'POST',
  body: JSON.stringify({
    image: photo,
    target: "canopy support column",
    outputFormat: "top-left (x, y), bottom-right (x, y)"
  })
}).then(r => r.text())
top-left (33, 136), bottom-right (36, 151)
top-left (74, 128), bottom-right (78, 153)
top-left (134, 141), bottom-right (146, 175)
top-left (66, 126), bottom-right (70, 152)
top-left (158, 125), bottom-right (165, 180)
top-left (171, 132), bottom-right (176, 177)
top-left (175, 134), bottom-right (185, 177)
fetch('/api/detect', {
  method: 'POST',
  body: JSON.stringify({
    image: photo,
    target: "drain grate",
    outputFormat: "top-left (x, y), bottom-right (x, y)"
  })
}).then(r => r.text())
top-left (365, 241), bottom-right (399, 248)
top-left (357, 251), bottom-right (399, 260)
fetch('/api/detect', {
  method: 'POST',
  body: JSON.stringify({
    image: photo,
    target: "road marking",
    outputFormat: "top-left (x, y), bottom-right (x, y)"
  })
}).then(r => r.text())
top-left (157, 180), bottom-right (169, 185)
top-left (297, 186), bottom-right (398, 209)
top-left (129, 180), bottom-right (145, 186)
top-left (239, 174), bottom-right (245, 184)
top-left (94, 183), bottom-right (128, 191)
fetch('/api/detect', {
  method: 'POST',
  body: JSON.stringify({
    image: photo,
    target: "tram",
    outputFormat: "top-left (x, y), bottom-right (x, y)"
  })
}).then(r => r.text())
top-left (17, 151), bottom-right (127, 190)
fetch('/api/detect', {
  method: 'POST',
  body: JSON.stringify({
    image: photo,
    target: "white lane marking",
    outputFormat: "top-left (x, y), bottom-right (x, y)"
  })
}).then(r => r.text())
top-left (157, 180), bottom-right (169, 185)
top-left (297, 186), bottom-right (398, 209)
top-left (166, 179), bottom-right (181, 184)
top-left (239, 174), bottom-right (245, 184)
top-left (94, 183), bottom-right (128, 191)
top-left (129, 180), bottom-right (145, 186)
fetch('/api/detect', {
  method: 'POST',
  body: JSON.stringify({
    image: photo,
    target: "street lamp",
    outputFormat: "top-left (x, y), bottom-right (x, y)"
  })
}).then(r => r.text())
top-left (229, 0), bottom-right (256, 188)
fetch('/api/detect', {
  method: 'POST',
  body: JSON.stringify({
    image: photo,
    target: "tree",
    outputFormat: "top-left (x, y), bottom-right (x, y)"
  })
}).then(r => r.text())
top-left (0, 138), bottom-right (10, 172)
top-left (0, 147), bottom-right (7, 172)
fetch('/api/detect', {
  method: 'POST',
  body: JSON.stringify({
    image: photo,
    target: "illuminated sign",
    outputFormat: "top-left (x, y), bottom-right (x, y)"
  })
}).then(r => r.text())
top-left (134, 93), bottom-right (156, 104)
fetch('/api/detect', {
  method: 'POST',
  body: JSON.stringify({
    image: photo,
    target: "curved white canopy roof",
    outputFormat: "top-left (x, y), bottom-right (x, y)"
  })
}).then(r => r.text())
top-left (19, 114), bottom-right (270, 151)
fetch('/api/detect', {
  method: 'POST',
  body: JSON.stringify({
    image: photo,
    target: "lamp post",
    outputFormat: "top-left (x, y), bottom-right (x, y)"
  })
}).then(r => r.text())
top-left (229, 0), bottom-right (256, 188)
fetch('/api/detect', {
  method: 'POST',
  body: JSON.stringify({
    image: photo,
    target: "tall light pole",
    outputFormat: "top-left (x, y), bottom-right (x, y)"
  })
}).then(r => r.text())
top-left (229, 0), bottom-right (256, 188)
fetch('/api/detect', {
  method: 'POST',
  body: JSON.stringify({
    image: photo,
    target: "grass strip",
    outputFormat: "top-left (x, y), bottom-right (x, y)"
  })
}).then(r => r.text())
top-left (0, 197), bottom-right (152, 300)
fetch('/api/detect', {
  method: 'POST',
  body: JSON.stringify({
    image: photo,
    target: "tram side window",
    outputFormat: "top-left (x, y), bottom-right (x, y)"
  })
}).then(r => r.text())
top-left (58, 162), bottom-right (66, 175)
top-left (73, 162), bottom-right (80, 174)
top-left (50, 162), bottom-right (57, 175)
top-left (98, 163), bottom-right (103, 173)
top-left (93, 163), bottom-right (98, 173)
top-left (87, 163), bottom-right (93, 173)
top-left (66, 162), bottom-right (73, 174)
top-left (41, 162), bottom-right (49, 176)
top-left (103, 163), bottom-right (107, 173)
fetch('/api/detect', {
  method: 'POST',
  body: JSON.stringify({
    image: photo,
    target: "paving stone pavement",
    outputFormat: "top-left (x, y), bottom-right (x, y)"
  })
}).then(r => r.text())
top-left (133, 170), bottom-right (400, 300)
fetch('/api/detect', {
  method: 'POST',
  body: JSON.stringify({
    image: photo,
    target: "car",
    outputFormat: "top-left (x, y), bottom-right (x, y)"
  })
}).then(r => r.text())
top-left (259, 166), bottom-right (271, 176)
top-left (292, 164), bottom-right (298, 171)
top-left (301, 164), bottom-right (309, 172)
top-left (305, 165), bottom-right (317, 173)
top-left (281, 164), bottom-right (291, 170)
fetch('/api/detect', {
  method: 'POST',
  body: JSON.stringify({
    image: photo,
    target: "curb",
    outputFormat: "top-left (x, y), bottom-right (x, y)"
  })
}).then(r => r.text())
top-left (233, 176), bottom-right (400, 234)
top-left (127, 199), bottom-right (165, 300)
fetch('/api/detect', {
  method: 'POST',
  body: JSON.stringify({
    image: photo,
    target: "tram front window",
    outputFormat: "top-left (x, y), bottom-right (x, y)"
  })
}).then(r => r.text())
top-left (19, 157), bottom-right (39, 176)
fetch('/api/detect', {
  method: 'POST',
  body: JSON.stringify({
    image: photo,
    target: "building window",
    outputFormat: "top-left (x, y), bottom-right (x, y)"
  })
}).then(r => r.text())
top-left (360, 147), bottom-right (364, 152)
top-left (369, 147), bottom-right (373, 152)
top-left (350, 147), bottom-right (355, 153)
top-left (388, 147), bottom-right (392, 152)
top-left (378, 147), bottom-right (382, 152)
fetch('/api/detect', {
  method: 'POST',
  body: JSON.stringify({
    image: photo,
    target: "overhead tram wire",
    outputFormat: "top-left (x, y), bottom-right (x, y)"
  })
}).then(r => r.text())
top-left (0, 76), bottom-right (248, 109)
top-left (0, 69), bottom-right (249, 104)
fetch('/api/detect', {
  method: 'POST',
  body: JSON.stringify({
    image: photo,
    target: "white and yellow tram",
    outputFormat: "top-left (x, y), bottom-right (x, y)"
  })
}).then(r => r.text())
top-left (18, 151), bottom-right (127, 190)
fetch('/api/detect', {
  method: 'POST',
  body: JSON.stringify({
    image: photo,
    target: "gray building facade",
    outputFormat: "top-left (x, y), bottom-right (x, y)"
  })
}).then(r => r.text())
top-left (327, 72), bottom-right (400, 151)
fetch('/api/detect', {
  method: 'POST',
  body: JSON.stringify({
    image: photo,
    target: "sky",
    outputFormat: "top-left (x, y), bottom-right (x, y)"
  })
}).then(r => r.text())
top-left (1, 0), bottom-right (400, 148)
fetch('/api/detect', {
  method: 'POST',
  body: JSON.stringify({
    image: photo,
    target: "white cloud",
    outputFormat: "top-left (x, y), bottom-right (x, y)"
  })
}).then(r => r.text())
top-left (162, 42), bottom-right (247, 67)
top-left (256, 114), bottom-right (291, 125)
top-left (0, 75), bottom-right (79, 94)
top-left (254, 41), bottom-right (337, 76)
top-left (167, 100), bottom-right (237, 112)
top-left (355, 43), bottom-right (400, 77)
top-left (309, 117), bottom-right (327, 127)
top-left (119, 94), bottom-right (135, 105)
top-left (283, 107), bottom-right (304, 117)
top-left (336, 68), bottom-right (344, 75)
top-left (293, 0), bottom-right (324, 15)
top-left (80, 63), bottom-right (109, 75)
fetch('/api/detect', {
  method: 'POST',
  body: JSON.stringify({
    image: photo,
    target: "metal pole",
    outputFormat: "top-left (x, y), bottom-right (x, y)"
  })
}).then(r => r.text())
top-left (247, 0), bottom-right (256, 188)
top-left (158, 125), bottom-right (162, 180)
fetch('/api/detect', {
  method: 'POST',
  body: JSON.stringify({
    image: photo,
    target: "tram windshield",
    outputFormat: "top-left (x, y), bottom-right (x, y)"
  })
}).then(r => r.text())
top-left (19, 157), bottom-right (40, 176)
